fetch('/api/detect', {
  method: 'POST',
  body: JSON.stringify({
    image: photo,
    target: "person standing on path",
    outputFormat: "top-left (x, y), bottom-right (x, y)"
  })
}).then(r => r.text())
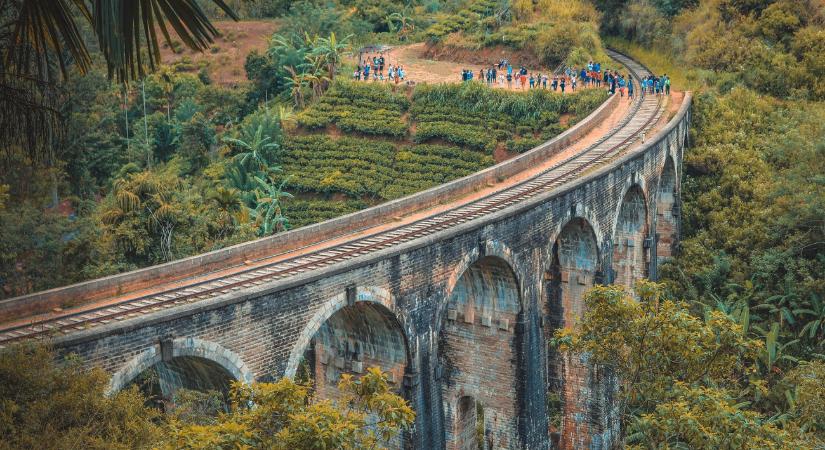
top-left (664, 75), bottom-right (671, 95)
top-left (560, 77), bottom-right (566, 93)
top-left (627, 74), bottom-right (634, 99)
top-left (506, 72), bottom-right (512, 88)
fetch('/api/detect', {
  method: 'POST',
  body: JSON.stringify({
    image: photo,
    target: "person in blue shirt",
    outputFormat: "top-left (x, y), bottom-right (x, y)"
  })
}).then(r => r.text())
top-left (580, 68), bottom-right (587, 84)
top-left (627, 74), bottom-right (634, 99)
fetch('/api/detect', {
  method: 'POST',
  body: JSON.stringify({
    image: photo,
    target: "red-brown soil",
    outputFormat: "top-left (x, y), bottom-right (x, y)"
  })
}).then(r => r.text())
top-left (159, 20), bottom-right (277, 86)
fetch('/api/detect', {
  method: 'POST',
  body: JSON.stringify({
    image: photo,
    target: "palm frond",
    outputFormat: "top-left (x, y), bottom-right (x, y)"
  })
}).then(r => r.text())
top-left (93, 0), bottom-right (238, 81)
top-left (6, 0), bottom-right (92, 76)
top-left (4, 0), bottom-right (237, 81)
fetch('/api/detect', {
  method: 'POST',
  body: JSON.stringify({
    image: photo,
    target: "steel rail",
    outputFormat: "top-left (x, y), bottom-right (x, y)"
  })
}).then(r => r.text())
top-left (0, 50), bottom-right (662, 345)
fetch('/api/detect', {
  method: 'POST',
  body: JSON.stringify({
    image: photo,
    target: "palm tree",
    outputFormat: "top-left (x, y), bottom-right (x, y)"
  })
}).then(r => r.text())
top-left (224, 161), bottom-right (258, 208)
top-left (222, 125), bottom-right (280, 175)
top-left (208, 186), bottom-right (242, 237)
top-left (252, 175), bottom-right (292, 236)
top-left (311, 32), bottom-right (352, 80)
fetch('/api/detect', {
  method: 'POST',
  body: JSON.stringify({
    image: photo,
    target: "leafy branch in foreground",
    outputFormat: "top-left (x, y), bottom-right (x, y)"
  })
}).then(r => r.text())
top-left (165, 367), bottom-right (415, 450)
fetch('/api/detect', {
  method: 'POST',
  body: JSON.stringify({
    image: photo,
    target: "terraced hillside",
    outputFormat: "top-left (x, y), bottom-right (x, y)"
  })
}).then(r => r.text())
top-left (280, 80), bottom-right (608, 227)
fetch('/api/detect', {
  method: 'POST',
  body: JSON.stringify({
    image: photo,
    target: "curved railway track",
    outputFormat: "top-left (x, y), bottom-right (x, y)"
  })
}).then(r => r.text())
top-left (0, 51), bottom-right (665, 346)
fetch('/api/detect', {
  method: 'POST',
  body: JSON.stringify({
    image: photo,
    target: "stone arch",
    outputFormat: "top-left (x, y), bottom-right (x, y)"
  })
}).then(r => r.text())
top-left (611, 184), bottom-right (650, 289)
top-left (440, 254), bottom-right (522, 450)
top-left (543, 217), bottom-right (600, 448)
top-left (107, 337), bottom-right (253, 395)
top-left (288, 286), bottom-right (410, 406)
top-left (655, 155), bottom-right (678, 262)
top-left (285, 286), bottom-right (407, 379)
top-left (437, 239), bottom-right (524, 335)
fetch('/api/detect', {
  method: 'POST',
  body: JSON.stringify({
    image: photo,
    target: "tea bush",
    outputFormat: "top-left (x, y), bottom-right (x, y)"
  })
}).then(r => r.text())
top-left (281, 135), bottom-right (396, 197)
top-left (283, 198), bottom-right (370, 228)
top-left (413, 122), bottom-right (501, 152)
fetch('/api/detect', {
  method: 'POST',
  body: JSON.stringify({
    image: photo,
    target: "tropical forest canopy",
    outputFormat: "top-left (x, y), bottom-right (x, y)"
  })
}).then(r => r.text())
top-left (0, 0), bottom-right (824, 448)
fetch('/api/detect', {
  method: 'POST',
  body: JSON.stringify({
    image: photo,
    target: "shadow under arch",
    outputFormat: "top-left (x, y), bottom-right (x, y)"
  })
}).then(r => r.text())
top-left (285, 286), bottom-right (411, 380)
top-left (543, 216), bottom-right (601, 449)
top-left (439, 253), bottom-right (523, 450)
top-left (107, 337), bottom-right (253, 398)
top-left (654, 155), bottom-right (679, 263)
top-left (610, 183), bottom-right (650, 289)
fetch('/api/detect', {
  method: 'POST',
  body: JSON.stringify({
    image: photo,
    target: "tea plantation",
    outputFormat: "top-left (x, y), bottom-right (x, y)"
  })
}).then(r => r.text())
top-left (282, 80), bottom-right (607, 226)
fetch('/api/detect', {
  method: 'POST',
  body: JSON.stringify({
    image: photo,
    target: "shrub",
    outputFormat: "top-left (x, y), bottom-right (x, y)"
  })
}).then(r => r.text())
top-left (413, 122), bottom-right (498, 152)
top-left (507, 136), bottom-right (545, 153)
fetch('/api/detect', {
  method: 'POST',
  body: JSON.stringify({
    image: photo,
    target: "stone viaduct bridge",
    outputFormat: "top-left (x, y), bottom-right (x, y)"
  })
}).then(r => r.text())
top-left (0, 51), bottom-right (691, 450)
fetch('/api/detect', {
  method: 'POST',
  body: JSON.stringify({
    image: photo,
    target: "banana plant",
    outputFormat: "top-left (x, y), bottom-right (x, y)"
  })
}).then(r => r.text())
top-left (795, 292), bottom-right (825, 349)
top-left (283, 66), bottom-right (308, 109)
top-left (756, 322), bottom-right (799, 378)
top-left (386, 12), bottom-right (415, 41)
top-left (311, 32), bottom-right (352, 80)
top-left (754, 281), bottom-right (801, 329)
top-left (252, 175), bottom-right (292, 236)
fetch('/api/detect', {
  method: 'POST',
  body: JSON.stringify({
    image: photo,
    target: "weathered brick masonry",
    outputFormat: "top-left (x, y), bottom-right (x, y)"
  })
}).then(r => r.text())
top-left (52, 94), bottom-right (691, 449)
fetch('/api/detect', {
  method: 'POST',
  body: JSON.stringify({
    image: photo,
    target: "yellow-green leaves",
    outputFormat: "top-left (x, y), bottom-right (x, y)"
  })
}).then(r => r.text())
top-left (552, 283), bottom-right (789, 447)
top-left (165, 367), bottom-right (414, 450)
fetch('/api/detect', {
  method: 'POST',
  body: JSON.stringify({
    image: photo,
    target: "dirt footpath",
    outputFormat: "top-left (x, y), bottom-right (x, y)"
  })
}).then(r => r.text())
top-left (350, 43), bottom-right (607, 93)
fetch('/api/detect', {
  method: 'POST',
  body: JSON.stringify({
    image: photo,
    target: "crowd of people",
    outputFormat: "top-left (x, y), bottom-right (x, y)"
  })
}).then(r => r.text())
top-left (462, 59), bottom-right (672, 98)
top-left (352, 52), bottom-right (672, 96)
top-left (354, 53), bottom-right (407, 84)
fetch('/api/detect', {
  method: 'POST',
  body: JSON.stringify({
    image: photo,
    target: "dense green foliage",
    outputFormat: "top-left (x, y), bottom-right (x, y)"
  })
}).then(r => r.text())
top-left (0, 344), bottom-right (163, 449)
top-left (0, 344), bottom-right (413, 450)
top-left (295, 82), bottom-right (410, 137)
top-left (555, 283), bottom-right (825, 448)
top-left (427, 0), bottom-right (610, 67)
top-left (601, 0), bottom-right (825, 446)
top-left (603, 0), bottom-right (825, 100)
top-left (164, 368), bottom-right (414, 449)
